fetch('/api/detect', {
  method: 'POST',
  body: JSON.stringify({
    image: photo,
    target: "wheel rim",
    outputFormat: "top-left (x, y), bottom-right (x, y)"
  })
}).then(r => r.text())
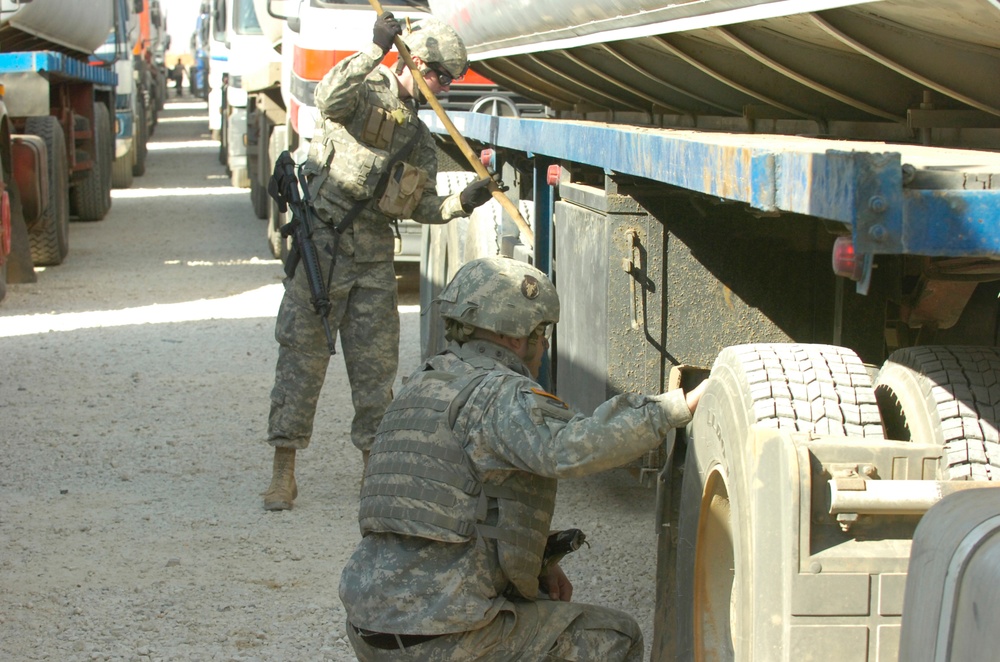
top-left (694, 466), bottom-right (736, 662)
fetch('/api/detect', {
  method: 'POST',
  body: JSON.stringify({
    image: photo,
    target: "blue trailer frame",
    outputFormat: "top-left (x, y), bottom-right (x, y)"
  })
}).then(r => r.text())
top-left (0, 52), bottom-right (116, 117)
top-left (420, 110), bottom-right (1000, 261)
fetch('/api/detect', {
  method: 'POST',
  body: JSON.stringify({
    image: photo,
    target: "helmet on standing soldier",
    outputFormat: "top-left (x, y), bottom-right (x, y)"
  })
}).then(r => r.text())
top-left (402, 18), bottom-right (469, 80)
top-left (437, 257), bottom-right (559, 342)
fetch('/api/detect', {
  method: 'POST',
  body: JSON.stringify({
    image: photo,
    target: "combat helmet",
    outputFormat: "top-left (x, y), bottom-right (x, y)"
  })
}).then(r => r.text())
top-left (402, 18), bottom-right (469, 80)
top-left (437, 257), bottom-right (559, 340)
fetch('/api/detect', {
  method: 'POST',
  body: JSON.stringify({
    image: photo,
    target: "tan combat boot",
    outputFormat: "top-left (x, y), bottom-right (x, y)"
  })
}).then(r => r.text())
top-left (263, 447), bottom-right (297, 511)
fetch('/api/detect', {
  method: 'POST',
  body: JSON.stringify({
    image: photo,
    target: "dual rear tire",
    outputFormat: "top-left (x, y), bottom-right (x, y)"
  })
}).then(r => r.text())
top-left (654, 343), bottom-right (998, 660)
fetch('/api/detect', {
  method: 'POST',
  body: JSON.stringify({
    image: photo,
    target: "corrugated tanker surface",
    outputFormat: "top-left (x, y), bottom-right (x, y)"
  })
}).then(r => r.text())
top-left (430, 0), bottom-right (1000, 139)
top-left (0, 0), bottom-right (113, 55)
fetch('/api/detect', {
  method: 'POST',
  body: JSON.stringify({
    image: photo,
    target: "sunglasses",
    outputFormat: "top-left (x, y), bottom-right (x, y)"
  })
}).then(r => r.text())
top-left (428, 64), bottom-right (462, 86)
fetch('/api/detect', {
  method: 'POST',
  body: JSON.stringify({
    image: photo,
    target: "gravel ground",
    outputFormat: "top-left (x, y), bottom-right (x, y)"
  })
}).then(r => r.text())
top-left (0, 98), bottom-right (659, 661)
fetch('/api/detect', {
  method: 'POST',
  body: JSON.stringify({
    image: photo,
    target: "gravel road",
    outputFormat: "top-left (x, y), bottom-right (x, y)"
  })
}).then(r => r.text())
top-left (0, 98), bottom-right (660, 661)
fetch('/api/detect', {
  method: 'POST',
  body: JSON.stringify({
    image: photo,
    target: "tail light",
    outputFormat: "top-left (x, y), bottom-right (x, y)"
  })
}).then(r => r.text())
top-left (832, 236), bottom-right (863, 281)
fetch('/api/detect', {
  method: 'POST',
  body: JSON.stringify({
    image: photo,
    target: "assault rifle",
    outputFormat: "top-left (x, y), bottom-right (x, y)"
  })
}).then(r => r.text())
top-left (542, 528), bottom-right (589, 572)
top-left (537, 528), bottom-right (589, 598)
top-left (268, 151), bottom-right (337, 355)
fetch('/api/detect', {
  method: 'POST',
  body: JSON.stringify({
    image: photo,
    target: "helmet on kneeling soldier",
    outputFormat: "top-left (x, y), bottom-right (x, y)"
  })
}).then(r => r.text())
top-left (437, 257), bottom-right (559, 343)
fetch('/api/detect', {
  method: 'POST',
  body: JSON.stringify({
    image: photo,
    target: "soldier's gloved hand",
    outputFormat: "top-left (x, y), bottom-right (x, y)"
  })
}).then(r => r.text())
top-left (372, 12), bottom-right (402, 54)
top-left (460, 176), bottom-right (503, 213)
top-left (268, 151), bottom-right (298, 213)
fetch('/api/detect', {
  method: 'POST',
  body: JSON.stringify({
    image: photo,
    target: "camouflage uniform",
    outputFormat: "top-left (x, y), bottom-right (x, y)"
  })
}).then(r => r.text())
top-left (267, 42), bottom-right (468, 455)
top-left (339, 337), bottom-right (693, 660)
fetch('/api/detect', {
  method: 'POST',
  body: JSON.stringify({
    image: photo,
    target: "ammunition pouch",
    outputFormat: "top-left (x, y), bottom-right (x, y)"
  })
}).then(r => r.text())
top-left (377, 161), bottom-right (429, 219)
top-left (360, 106), bottom-right (396, 150)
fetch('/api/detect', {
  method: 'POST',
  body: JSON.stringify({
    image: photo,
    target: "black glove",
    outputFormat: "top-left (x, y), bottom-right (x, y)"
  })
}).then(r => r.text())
top-left (372, 12), bottom-right (402, 54)
top-left (267, 151), bottom-right (297, 213)
top-left (460, 177), bottom-right (502, 213)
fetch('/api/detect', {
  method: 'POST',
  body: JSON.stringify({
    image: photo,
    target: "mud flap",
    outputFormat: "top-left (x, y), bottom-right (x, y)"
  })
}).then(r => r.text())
top-left (900, 489), bottom-right (1000, 661)
top-left (6, 180), bottom-right (37, 284)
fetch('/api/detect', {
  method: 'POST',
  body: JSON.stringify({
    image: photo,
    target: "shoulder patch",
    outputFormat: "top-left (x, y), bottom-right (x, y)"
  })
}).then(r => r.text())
top-left (530, 388), bottom-right (568, 409)
top-left (523, 387), bottom-right (574, 426)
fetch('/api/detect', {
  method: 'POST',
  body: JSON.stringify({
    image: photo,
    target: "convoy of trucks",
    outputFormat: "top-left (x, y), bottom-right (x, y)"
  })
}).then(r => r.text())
top-left (0, 0), bottom-right (174, 302)
top-left (94, 0), bottom-right (166, 190)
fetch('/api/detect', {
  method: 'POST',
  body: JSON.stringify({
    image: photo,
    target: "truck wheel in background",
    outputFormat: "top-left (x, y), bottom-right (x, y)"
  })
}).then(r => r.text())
top-left (875, 346), bottom-right (1000, 480)
top-left (70, 103), bottom-right (113, 221)
top-left (25, 115), bottom-right (69, 266)
top-left (251, 171), bottom-right (268, 218)
top-left (657, 344), bottom-right (884, 661)
top-left (0, 168), bottom-right (9, 301)
top-left (250, 113), bottom-right (271, 219)
top-left (132, 102), bottom-right (147, 178)
top-left (112, 148), bottom-right (134, 189)
top-left (230, 165), bottom-right (249, 189)
top-left (265, 125), bottom-right (288, 261)
top-left (218, 97), bottom-right (228, 166)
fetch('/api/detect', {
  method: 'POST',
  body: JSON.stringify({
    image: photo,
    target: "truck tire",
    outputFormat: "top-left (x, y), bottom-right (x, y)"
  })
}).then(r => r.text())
top-left (25, 116), bottom-right (69, 266)
top-left (251, 175), bottom-right (268, 218)
top-left (132, 102), bottom-right (147, 178)
top-left (70, 103), bottom-right (113, 221)
top-left (218, 94), bottom-right (228, 166)
top-left (0, 170), bottom-right (8, 302)
top-left (659, 343), bottom-right (883, 661)
top-left (112, 147), bottom-right (134, 189)
top-left (875, 345), bottom-right (1000, 480)
top-left (250, 114), bottom-right (271, 219)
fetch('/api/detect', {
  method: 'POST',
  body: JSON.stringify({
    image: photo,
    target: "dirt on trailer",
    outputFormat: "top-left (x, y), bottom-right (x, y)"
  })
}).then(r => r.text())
top-left (0, 98), bottom-right (660, 661)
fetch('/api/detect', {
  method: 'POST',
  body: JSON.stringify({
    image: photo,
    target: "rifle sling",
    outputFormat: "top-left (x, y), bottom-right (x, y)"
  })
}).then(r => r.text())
top-left (286, 127), bottom-right (424, 281)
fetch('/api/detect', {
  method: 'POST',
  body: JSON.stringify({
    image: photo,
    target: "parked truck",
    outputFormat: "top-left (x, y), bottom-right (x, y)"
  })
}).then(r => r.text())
top-left (93, 0), bottom-right (151, 190)
top-left (207, 0), bottom-right (272, 187)
top-left (417, 0), bottom-right (1000, 659)
top-left (0, 0), bottom-right (120, 300)
top-left (245, 0), bottom-right (544, 263)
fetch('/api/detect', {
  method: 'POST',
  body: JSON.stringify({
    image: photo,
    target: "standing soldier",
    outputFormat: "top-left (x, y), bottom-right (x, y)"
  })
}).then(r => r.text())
top-left (262, 13), bottom-right (496, 511)
top-left (339, 257), bottom-right (706, 660)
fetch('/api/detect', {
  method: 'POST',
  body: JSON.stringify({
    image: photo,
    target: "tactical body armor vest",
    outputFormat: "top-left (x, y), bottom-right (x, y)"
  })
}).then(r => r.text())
top-left (359, 346), bottom-right (557, 599)
top-left (304, 68), bottom-right (429, 220)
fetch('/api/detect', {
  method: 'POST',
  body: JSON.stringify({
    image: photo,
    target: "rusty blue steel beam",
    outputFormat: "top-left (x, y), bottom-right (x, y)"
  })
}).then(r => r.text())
top-left (421, 111), bottom-right (1000, 258)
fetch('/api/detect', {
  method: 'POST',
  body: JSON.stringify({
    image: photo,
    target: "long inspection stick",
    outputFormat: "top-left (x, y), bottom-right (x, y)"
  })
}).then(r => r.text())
top-left (367, 0), bottom-right (534, 245)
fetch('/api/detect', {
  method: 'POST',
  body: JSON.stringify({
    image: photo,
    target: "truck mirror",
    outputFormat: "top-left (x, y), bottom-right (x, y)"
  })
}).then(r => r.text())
top-left (267, 0), bottom-right (290, 20)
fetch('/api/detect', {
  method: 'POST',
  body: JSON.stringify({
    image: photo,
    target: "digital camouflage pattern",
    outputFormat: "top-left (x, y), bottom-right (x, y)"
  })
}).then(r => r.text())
top-left (437, 257), bottom-right (560, 339)
top-left (308, 42), bottom-right (467, 263)
top-left (402, 18), bottom-right (469, 79)
top-left (358, 343), bottom-right (558, 601)
top-left (339, 336), bottom-right (694, 659)
top-left (346, 599), bottom-right (644, 661)
top-left (268, 222), bottom-right (398, 452)
top-left (267, 42), bottom-right (469, 453)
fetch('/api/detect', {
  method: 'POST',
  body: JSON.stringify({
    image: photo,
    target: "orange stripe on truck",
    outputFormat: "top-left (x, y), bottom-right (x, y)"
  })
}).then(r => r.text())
top-left (293, 47), bottom-right (375, 81)
top-left (293, 45), bottom-right (494, 85)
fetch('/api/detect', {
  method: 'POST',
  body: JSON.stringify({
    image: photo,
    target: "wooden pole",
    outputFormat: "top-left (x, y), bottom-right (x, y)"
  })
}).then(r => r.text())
top-left (366, 0), bottom-right (534, 244)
